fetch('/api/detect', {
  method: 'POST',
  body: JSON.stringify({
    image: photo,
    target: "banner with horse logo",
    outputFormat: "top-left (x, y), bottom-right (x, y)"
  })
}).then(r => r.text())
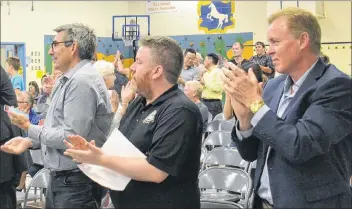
top-left (197, 0), bottom-right (235, 34)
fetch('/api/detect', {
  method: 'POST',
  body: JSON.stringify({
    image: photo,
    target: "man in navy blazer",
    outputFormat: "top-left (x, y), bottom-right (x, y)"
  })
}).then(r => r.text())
top-left (221, 7), bottom-right (352, 208)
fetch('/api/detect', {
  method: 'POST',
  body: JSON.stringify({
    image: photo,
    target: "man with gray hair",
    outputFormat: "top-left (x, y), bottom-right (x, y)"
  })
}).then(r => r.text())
top-left (62, 36), bottom-right (203, 209)
top-left (16, 91), bottom-right (41, 125)
top-left (1, 23), bottom-right (113, 208)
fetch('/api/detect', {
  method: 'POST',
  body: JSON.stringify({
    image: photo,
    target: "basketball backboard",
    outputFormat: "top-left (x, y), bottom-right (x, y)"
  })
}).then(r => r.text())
top-left (112, 15), bottom-right (150, 43)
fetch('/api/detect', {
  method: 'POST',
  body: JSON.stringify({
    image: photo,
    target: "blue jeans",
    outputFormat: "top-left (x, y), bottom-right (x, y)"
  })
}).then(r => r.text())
top-left (45, 170), bottom-right (98, 209)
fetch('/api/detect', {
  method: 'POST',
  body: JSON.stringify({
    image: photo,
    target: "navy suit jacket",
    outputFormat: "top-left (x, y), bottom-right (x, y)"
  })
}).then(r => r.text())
top-left (232, 58), bottom-right (352, 208)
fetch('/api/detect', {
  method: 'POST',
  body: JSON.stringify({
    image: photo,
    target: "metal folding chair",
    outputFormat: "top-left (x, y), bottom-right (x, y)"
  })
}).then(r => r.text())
top-left (201, 199), bottom-right (242, 208)
top-left (208, 111), bottom-right (213, 123)
top-left (213, 113), bottom-right (237, 123)
top-left (201, 147), bottom-right (250, 171)
top-left (198, 167), bottom-right (251, 208)
top-left (23, 168), bottom-right (50, 208)
top-left (203, 131), bottom-right (234, 151)
top-left (205, 120), bottom-right (235, 136)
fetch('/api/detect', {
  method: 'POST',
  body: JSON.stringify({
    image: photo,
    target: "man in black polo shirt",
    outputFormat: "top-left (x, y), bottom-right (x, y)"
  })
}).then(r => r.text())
top-left (63, 36), bottom-right (203, 209)
top-left (229, 42), bottom-right (250, 67)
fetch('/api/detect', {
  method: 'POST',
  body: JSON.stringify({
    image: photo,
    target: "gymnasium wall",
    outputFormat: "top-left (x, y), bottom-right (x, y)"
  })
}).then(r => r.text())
top-left (129, 1), bottom-right (268, 42)
top-left (131, 1), bottom-right (351, 75)
top-left (1, 1), bottom-right (351, 86)
top-left (319, 1), bottom-right (351, 76)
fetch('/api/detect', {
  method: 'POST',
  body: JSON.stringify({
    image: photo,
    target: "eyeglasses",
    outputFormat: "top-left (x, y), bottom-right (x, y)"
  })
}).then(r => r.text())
top-left (51, 40), bottom-right (73, 51)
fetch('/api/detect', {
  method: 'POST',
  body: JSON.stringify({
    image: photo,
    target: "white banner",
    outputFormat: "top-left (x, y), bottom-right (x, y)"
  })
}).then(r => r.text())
top-left (146, 1), bottom-right (177, 14)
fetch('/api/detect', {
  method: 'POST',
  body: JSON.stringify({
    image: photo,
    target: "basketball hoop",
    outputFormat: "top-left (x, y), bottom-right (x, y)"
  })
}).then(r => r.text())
top-left (122, 36), bottom-right (135, 47)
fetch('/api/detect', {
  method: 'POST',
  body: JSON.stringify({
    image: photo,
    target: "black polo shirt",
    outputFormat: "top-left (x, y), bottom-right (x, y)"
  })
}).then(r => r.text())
top-left (229, 58), bottom-right (250, 67)
top-left (110, 85), bottom-right (202, 209)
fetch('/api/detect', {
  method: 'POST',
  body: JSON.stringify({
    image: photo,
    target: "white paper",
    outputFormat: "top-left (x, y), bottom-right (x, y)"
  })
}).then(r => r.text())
top-left (78, 128), bottom-right (146, 191)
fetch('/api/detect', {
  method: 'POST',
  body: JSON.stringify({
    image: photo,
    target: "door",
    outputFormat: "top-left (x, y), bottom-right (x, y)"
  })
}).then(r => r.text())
top-left (0, 43), bottom-right (26, 89)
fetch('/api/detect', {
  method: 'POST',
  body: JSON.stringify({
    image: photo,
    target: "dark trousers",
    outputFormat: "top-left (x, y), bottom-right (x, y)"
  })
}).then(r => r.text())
top-left (202, 99), bottom-right (223, 118)
top-left (0, 178), bottom-right (16, 209)
top-left (45, 170), bottom-right (99, 209)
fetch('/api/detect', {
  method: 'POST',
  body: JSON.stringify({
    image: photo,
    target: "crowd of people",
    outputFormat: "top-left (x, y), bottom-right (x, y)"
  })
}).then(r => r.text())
top-left (0, 7), bottom-right (351, 209)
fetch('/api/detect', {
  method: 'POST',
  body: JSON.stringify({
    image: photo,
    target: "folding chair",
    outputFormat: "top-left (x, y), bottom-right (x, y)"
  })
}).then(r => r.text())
top-left (23, 168), bottom-right (50, 208)
top-left (205, 120), bottom-right (235, 138)
top-left (198, 167), bottom-right (251, 208)
top-left (213, 113), bottom-right (237, 123)
top-left (200, 146), bottom-right (207, 163)
top-left (201, 147), bottom-right (250, 172)
top-left (30, 150), bottom-right (44, 166)
top-left (203, 131), bottom-right (233, 151)
top-left (208, 111), bottom-right (213, 123)
top-left (201, 199), bottom-right (242, 208)
top-left (213, 113), bottom-right (225, 121)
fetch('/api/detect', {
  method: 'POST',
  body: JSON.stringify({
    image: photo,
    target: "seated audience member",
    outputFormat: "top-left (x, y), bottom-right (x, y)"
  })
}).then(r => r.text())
top-left (63, 36), bottom-right (202, 209)
top-left (5, 57), bottom-right (25, 93)
top-left (222, 7), bottom-right (352, 208)
top-left (178, 48), bottom-right (200, 90)
top-left (37, 69), bottom-right (62, 106)
top-left (17, 91), bottom-right (41, 125)
top-left (184, 80), bottom-right (209, 133)
top-left (94, 60), bottom-right (119, 113)
top-left (39, 74), bottom-right (47, 93)
top-left (250, 41), bottom-right (275, 80)
top-left (113, 50), bottom-right (130, 98)
top-left (200, 53), bottom-right (224, 118)
top-left (28, 81), bottom-right (40, 104)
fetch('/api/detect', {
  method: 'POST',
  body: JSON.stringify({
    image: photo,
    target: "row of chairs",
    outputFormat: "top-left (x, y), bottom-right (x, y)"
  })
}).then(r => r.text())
top-left (199, 167), bottom-right (252, 208)
top-left (199, 147), bottom-right (256, 208)
top-left (199, 113), bottom-right (255, 208)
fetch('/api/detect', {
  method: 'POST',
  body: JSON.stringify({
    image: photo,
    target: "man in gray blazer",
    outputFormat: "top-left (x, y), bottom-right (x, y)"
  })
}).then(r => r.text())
top-left (222, 7), bottom-right (352, 208)
top-left (1, 24), bottom-right (113, 208)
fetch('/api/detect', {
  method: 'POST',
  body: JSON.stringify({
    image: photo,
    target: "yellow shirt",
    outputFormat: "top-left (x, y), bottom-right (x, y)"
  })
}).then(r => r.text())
top-left (202, 66), bottom-right (223, 100)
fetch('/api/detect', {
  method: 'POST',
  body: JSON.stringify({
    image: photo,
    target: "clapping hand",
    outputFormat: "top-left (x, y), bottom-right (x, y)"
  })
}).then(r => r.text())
top-left (64, 135), bottom-right (104, 165)
top-left (7, 111), bottom-right (31, 130)
top-left (0, 137), bottom-right (32, 155)
top-left (121, 81), bottom-right (136, 106)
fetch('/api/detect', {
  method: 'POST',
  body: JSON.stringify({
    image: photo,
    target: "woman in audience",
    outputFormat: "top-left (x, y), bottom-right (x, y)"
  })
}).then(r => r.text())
top-left (28, 81), bottom-right (40, 104)
top-left (184, 80), bottom-right (209, 133)
top-left (94, 60), bottom-right (119, 113)
top-left (94, 60), bottom-right (136, 135)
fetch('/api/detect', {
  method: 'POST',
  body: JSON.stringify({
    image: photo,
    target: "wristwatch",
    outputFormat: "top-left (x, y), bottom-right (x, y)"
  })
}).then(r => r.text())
top-left (249, 100), bottom-right (265, 114)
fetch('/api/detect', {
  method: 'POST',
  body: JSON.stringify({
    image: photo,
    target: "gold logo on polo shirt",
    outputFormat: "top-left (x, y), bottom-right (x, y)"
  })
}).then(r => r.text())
top-left (142, 110), bottom-right (157, 124)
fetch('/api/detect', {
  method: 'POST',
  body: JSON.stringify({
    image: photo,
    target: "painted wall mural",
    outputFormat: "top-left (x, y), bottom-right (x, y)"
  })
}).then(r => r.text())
top-left (198, 0), bottom-right (235, 34)
top-left (169, 32), bottom-right (253, 60)
top-left (44, 35), bottom-right (134, 74)
top-left (44, 31), bottom-right (252, 73)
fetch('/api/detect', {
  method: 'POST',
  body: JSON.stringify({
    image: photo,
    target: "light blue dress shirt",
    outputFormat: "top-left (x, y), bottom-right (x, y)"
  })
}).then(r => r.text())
top-left (28, 60), bottom-right (114, 171)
